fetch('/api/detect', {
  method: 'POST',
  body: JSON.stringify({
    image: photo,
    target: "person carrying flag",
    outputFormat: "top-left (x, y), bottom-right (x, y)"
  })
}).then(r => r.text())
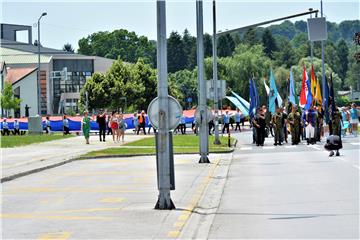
top-left (303, 105), bottom-right (317, 145)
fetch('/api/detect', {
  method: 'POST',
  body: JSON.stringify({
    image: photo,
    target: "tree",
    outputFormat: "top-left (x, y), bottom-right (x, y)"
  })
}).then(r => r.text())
top-left (345, 46), bottom-right (360, 91)
top-left (80, 72), bottom-right (109, 110)
top-left (62, 43), bottom-right (75, 53)
top-left (167, 31), bottom-right (186, 73)
top-left (243, 28), bottom-right (258, 46)
top-left (217, 33), bottom-right (235, 57)
top-left (78, 29), bottom-right (156, 67)
top-left (273, 39), bottom-right (297, 68)
top-left (204, 33), bottom-right (213, 58)
top-left (182, 29), bottom-right (197, 70)
top-left (1, 82), bottom-right (21, 117)
top-left (324, 42), bottom-right (340, 78)
top-left (336, 39), bottom-right (349, 89)
top-left (262, 29), bottom-right (278, 59)
top-left (168, 69), bottom-right (197, 107)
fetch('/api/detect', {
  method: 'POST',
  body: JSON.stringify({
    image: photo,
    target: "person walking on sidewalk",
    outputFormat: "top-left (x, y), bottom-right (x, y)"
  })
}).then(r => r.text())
top-left (288, 105), bottom-right (301, 145)
top-left (137, 110), bottom-right (146, 135)
top-left (1, 118), bottom-right (10, 136)
top-left (118, 114), bottom-right (127, 142)
top-left (222, 111), bottom-right (230, 134)
top-left (44, 116), bottom-right (51, 134)
top-left (350, 103), bottom-right (358, 137)
top-left (13, 119), bottom-right (20, 135)
top-left (82, 111), bottom-right (91, 144)
top-left (234, 109), bottom-right (242, 132)
top-left (96, 109), bottom-right (107, 142)
top-left (110, 111), bottom-right (119, 143)
top-left (63, 115), bottom-right (70, 135)
top-left (272, 107), bottom-right (283, 146)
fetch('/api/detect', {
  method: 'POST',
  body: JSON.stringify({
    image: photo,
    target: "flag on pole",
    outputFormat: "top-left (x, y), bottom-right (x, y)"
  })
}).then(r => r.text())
top-left (299, 66), bottom-right (308, 107)
top-left (329, 73), bottom-right (336, 115)
top-left (263, 79), bottom-right (270, 95)
top-left (323, 76), bottom-right (330, 124)
top-left (310, 65), bottom-right (316, 96)
top-left (314, 76), bottom-right (322, 106)
top-left (304, 75), bottom-right (313, 110)
top-left (249, 79), bottom-right (258, 119)
top-left (288, 67), bottom-right (296, 105)
top-left (268, 69), bottom-right (280, 114)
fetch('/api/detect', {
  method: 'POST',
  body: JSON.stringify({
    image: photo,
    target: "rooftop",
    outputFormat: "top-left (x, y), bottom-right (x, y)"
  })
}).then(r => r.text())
top-left (6, 67), bottom-right (37, 84)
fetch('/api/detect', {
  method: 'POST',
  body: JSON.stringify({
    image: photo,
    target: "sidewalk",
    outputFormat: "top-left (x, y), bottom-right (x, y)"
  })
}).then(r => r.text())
top-left (2, 153), bottom-right (234, 239)
top-left (1, 133), bottom-right (150, 182)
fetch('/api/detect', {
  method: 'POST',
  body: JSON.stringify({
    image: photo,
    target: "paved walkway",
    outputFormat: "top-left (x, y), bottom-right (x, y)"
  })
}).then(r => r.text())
top-left (2, 133), bottom-right (150, 181)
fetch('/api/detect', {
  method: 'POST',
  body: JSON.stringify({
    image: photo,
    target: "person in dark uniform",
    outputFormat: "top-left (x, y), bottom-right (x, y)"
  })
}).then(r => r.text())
top-left (25, 104), bottom-right (30, 117)
top-left (282, 107), bottom-right (288, 144)
top-left (253, 108), bottom-right (266, 146)
top-left (329, 107), bottom-right (342, 156)
top-left (272, 107), bottom-right (283, 146)
top-left (288, 105), bottom-right (301, 145)
top-left (96, 109), bottom-right (107, 142)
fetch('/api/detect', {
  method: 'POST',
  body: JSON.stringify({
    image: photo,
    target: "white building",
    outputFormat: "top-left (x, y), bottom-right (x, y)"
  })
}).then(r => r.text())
top-left (1, 23), bottom-right (114, 116)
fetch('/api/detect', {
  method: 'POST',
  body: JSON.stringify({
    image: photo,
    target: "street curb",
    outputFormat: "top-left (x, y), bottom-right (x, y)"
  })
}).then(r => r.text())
top-left (75, 148), bottom-right (235, 160)
top-left (1, 148), bottom-right (235, 183)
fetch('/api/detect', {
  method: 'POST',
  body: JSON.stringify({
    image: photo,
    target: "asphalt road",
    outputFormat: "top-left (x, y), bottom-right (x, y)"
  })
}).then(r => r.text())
top-left (209, 132), bottom-right (360, 239)
top-left (1, 131), bottom-right (359, 239)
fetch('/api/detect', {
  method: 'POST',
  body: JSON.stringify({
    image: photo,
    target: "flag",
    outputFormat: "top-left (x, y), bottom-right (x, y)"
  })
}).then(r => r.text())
top-left (314, 76), bottom-right (322, 106)
top-left (329, 73), bottom-right (336, 115)
top-left (323, 76), bottom-right (330, 124)
top-left (310, 65), bottom-right (316, 96)
top-left (268, 69), bottom-right (279, 114)
top-left (304, 76), bottom-right (313, 110)
top-left (288, 67), bottom-right (296, 105)
top-left (299, 66), bottom-right (308, 107)
top-left (263, 79), bottom-right (270, 95)
top-left (231, 91), bottom-right (250, 109)
top-left (249, 79), bottom-right (257, 119)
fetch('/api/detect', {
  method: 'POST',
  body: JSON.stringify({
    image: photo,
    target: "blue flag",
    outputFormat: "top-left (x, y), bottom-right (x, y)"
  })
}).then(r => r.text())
top-left (304, 77), bottom-right (313, 110)
top-left (288, 67), bottom-right (296, 105)
top-left (268, 69), bottom-right (279, 114)
top-left (249, 79), bottom-right (256, 120)
top-left (329, 73), bottom-right (336, 115)
top-left (323, 76), bottom-right (330, 124)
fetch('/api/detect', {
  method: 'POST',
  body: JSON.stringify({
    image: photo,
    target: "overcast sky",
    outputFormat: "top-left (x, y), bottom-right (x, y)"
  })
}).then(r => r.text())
top-left (1, 0), bottom-right (359, 50)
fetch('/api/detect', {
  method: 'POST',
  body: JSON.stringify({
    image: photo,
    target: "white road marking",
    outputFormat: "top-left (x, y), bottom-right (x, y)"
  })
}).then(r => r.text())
top-left (285, 146), bottom-right (296, 148)
top-left (262, 146), bottom-right (275, 150)
top-left (240, 147), bottom-right (252, 151)
top-left (350, 142), bottom-right (360, 145)
top-left (352, 165), bottom-right (360, 170)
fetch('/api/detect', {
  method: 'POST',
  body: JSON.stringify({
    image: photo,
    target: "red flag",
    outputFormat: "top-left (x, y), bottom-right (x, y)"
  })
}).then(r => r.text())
top-left (299, 66), bottom-right (307, 106)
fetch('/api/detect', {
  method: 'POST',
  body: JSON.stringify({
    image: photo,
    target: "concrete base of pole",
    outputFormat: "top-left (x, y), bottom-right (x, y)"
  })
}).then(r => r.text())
top-left (199, 155), bottom-right (210, 163)
top-left (213, 139), bottom-right (221, 145)
top-left (154, 192), bottom-right (175, 210)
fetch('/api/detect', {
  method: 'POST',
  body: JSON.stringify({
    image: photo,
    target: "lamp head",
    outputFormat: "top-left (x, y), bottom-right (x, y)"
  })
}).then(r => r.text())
top-left (42, 12), bottom-right (47, 16)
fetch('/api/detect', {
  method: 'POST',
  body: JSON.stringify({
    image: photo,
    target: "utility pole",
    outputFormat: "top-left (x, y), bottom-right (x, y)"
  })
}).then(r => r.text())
top-left (37, 12), bottom-right (47, 115)
top-left (309, 8), bottom-right (314, 64)
top-left (320, 0), bottom-right (326, 114)
top-left (212, 0), bottom-right (221, 145)
top-left (155, 0), bottom-right (175, 209)
top-left (196, 0), bottom-right (210, 163)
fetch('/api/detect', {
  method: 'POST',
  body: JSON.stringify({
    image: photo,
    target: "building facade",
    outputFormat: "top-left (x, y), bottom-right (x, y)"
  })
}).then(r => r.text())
top-left (1, 23), bottom-right (114, 116)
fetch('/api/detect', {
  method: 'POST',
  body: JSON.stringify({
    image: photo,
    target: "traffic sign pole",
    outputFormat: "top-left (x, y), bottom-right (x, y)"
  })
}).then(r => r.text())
top-left (155, 0), bottom-right (175, 210)
top-left (196, 0), bottom-right (210, 163)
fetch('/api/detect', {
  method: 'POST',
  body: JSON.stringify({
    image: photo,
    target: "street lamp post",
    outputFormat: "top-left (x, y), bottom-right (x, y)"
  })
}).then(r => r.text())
top-left (212, 0), bottom-right (221, 145)
top-left (37, 12), bottom-right (47, 115)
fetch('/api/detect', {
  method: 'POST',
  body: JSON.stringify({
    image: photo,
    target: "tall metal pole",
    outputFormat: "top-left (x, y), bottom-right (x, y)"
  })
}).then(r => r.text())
top-left (37, 19), bottom-right (41, 115)
top-left (309, 9), bottom-right (313, 64)
top-left (212, 0), bottom-right (221, 145)
top-left (155, 0), bottom-right (175, 209)
top-left (37, 12), bottom-right (47, 115)
top-left (320, 0), bottom-right (326, 112)
top-left (197, 0), bottom-right (210, 163)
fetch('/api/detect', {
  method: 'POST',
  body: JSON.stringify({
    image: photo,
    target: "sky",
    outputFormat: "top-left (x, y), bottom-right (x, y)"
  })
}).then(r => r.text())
top-left (1, 0), bottom-right (359, 50)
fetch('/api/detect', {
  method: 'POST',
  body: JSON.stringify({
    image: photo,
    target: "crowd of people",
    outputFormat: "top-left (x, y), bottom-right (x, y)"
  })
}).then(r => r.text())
top-left (0, 118), bottom-right (25, 136)
top-left (251, 102), bottom-right (359, 156)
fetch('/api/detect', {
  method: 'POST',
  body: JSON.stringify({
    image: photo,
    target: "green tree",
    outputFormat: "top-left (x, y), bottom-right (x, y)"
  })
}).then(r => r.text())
top-left (336, 39), bottom-right (349, 89)
top-left (273, 39), bottom-right (297, 68)
top-left (78, 29), bottom-right (156, 67)
top-left (324, 42), bottom-right (340, 78)
top-left (80, 72), bottom-right (109, 110)
top-left (243, 28), bottom-right (258, 46)
top-left (262, 29), bottom-right (278, 59)
top-left (345, 46), bottom-right (360, 91)
top-left (167, 31), bottom-right (186, 73)
top-left (62, 43), bottom-right (75, 53)
top-left (1, 82), bottom-right (21, 117)
top-left (182, 29), bottom-right (197, 70)
top-left (217, 33), bottom-right (235, 57)
top-left (168, 69), bottom-right (198, 107)
top-left (204, 33), bottom-right (213, 58)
